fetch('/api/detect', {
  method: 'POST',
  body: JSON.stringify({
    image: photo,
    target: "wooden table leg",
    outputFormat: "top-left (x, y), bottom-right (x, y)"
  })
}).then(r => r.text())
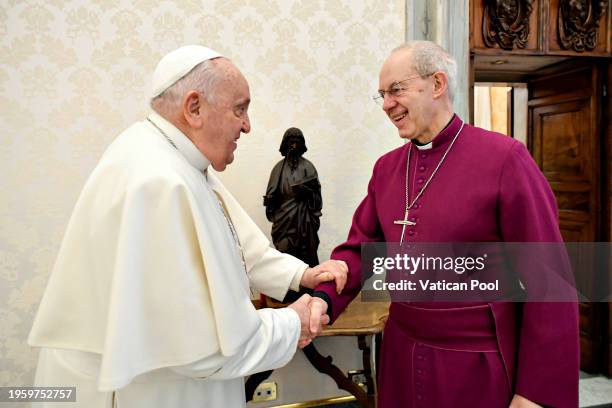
top-left (302, 343), bottom-right (373, 408)
top-left (358, 335), bottom-right (375, 401)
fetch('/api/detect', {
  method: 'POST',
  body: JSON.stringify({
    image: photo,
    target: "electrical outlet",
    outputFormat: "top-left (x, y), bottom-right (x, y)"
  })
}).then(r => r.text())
top-left (252, 381), bottom-right (277, 402)
top-left (348, 369), bottom-right (367, 391)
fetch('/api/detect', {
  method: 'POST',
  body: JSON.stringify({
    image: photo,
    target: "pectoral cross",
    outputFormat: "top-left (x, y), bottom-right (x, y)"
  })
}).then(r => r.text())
top-left (394, 209), bottom-right (416, 227)
top-left (394, 209), bottom-right (416, 246)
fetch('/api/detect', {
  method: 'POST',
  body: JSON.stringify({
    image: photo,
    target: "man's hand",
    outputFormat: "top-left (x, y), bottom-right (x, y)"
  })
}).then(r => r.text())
top-left (300, 260), bottom-right (348, 294)
top-left (509, 394), bottom-right (542, 408)
top-left (297, 297), bottom-right (329, 348)
top-left (288, 294), bottom-right (315, 348)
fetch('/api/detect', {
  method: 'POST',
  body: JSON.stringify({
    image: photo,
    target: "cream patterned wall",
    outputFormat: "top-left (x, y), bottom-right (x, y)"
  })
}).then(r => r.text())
top-left (0, 0), bottom-right (404, 394)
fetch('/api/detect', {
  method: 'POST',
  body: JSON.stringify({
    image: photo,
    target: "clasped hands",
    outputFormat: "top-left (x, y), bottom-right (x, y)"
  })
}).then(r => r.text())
top-left (288, 260), bottom-right (348, 348)
top-left (288, 295), bottom-right (331, 348)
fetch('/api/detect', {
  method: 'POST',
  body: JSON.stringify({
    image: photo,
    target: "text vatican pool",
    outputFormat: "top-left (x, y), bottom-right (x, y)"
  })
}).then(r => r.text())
top-left (372, 279), bottom-right (499, 291)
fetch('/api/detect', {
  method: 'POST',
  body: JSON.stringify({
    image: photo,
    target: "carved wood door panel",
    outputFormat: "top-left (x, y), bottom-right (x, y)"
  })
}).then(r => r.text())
top-left (528, 61), bottom-right (606, 373)
top-left (550, 0), bottom-right (611, 55)
top-left (471, 0), bottom-right (611, 56)
top-left (530, 94), bottom-right (598, 241)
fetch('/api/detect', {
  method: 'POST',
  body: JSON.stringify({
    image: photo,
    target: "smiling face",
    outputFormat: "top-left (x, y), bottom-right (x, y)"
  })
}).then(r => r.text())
top-left (378, 49), bottom-right (437, 142)
top-left (195, 60), bottom-right (251, 171)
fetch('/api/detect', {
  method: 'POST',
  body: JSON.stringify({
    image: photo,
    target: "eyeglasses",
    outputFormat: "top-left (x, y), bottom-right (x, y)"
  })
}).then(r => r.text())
top-left (372, 73), bottom-right (433, 105)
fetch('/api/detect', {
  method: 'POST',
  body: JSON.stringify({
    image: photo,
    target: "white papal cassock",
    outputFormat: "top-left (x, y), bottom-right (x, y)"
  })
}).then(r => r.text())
top-left (28, 111), bottom-right (308, 407)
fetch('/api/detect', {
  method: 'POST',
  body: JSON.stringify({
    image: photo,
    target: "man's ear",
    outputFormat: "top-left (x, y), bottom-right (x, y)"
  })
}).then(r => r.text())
top-left (182, 90), bottom-right (203, 128)
top-left (431, 71), bottom-right (448, 99)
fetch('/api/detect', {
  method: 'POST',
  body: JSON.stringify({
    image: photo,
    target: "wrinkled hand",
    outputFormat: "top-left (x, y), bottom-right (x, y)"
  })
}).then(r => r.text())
top-left (509, 394), bottom-right (542, 408)
top-left (300, 260), bottom-right (348, 294)
top-left (297, 297), bottom-right (329, 348)
top-left (288, 294), bottom-right (314, 347)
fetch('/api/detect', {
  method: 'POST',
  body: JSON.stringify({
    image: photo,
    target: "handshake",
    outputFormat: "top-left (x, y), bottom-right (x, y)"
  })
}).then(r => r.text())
top-left (288, 259), bottom-right (349, 349)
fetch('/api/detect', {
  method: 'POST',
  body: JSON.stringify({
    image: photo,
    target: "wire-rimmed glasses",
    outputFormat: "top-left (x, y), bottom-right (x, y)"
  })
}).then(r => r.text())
top-left (372, 73), bottom-right (432, 105)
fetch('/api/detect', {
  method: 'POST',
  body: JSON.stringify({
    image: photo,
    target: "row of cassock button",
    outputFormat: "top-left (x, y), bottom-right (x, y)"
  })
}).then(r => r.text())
top-left (413, 153), bottom-right (435, 406)
top-left (408, 154), bottom-right (427, 239)
top-left (414, 343), bottom-right (427, 406)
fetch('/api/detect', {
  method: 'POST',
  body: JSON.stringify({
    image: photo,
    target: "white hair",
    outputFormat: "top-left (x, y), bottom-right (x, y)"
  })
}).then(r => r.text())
top-left (150, 58), bottom-right (225, 113)
top-left (393, 41), bottom-right (457, 101)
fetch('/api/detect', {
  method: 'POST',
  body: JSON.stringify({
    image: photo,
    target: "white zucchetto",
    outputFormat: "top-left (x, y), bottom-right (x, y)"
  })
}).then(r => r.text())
top-left (151, 45), bottom-right (222, 98)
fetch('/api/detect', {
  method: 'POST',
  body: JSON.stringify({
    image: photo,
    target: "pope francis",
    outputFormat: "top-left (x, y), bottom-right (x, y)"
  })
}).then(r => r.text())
top-left (28, 45), bottom-right (346, 408)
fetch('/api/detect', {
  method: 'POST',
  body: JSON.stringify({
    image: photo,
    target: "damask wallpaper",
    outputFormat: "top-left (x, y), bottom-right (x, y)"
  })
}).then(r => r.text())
top-left (0, 0), bottom-right (404, 398)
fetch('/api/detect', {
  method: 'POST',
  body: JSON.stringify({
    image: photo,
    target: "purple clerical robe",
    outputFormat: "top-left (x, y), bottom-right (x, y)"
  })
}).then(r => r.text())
top-left (315, 115), bottom-right (579, 407)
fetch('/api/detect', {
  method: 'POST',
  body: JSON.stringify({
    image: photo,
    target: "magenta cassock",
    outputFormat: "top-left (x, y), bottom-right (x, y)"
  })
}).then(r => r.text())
top-left (315, 115), bottom-right (579, 408)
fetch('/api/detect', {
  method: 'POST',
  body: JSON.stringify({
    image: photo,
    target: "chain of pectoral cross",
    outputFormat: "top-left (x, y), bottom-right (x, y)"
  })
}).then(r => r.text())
top-left (394, 122), bottom-right (465, 245)
top-left (147, 116), bottom-right (248, 275)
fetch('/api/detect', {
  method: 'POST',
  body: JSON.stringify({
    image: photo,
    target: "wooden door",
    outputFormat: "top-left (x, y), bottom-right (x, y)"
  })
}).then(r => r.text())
top-left (528, 60), bottom-right (607, 373)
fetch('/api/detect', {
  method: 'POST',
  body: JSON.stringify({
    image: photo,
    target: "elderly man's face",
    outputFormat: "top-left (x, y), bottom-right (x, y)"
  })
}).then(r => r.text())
top-left (378, 50), bottom-right (435, 141)
top-left (199, 62), bottom-right (251, 171)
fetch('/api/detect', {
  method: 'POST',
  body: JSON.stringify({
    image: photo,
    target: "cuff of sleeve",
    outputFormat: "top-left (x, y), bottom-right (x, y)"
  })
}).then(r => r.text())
top-left (312, 291), bottom-right (332, 318)
top-left (290, 264), bottom-right (308, 292)
top-left (279, 307), bottom-right (302, 349)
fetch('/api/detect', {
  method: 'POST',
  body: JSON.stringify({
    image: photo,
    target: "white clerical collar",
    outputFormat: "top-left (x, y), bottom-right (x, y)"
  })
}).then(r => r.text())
top-left (147, 111), bottom-right (211, 173)
top-left (413, 140), bottom-right (433, 150)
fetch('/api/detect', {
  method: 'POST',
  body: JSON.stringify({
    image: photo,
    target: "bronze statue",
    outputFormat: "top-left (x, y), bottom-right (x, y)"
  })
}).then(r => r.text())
top-left (264, 127), bottom-right (322, 268)
top-left (247, 130), bottom-right (322, 401)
